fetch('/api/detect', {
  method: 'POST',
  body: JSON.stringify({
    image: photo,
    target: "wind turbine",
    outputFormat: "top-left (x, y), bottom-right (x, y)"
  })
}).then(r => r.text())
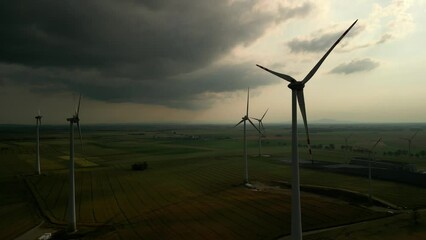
top-left (368, 137), bottom-right (381, 205)
top-left (251, 108), bottom-right (269, 157)
top-left (66, 94), bottom-right (83, 232)
top-left (400, 130), bottom-right (419, 157)
top-left (256, 20), bottom-right (358, 240)
top-left (344, 134), bottom-right (352, 164)
top-left (234, 88), bottom-right (262, 186)
top-left (35, 110), bottom-right (42, 175)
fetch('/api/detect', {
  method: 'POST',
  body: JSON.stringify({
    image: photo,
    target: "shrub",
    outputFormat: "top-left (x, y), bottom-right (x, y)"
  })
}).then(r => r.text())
top-left (132, 162), bottom-right (148, 171)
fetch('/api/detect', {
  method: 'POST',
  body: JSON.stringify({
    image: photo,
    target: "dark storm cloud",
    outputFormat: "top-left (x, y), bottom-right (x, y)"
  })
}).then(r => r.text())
top-left (0, 61), bottom-right (279, 109)
top-left (0, 0), bottom-right (313, 108)
top-left (329, 58), bottom-right (379, 75)
top-left (288, 32), bottom-right (340, 53)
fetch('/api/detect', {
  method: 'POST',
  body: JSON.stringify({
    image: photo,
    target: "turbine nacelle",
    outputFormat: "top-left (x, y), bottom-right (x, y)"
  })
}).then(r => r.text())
top-left (67, 116), bottom-right (79, 123)
top-left (35, 110), bottom-right (42, 124)
top-left (287, 81), bottom-right (305, 90)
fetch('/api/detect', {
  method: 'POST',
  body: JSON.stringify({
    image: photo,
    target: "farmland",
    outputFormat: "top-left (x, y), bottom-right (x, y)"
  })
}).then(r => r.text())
top-left (1, 123), bottom-right (426, 239)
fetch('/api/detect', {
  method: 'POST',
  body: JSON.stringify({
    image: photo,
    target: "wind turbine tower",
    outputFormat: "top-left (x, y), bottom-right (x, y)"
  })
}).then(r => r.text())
top-left (401, 130), bottom-right (419, 157)
top-left (234, 88), bottom-right (262, 186)
top-left (66, 94), bottom-right (83, 232)
top-left (257, 20), bottom-right (358, 240)
top-left (344, 134), bottom-right (352, 164)
top-left (251, 108), bottom-right (269, 157)
top-left (368, 137), bottom-right (381, 205)
top-left (35, 111), bottom-right (42, 175)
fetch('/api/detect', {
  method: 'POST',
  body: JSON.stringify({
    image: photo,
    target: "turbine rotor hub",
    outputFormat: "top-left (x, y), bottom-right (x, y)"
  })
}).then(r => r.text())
top-left (287, 81), bottom-right (305, 90)
top-left (67, 116), bottom-right (79, 123)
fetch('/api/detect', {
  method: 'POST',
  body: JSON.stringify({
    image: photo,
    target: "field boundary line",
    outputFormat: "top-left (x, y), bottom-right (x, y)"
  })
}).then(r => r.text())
top-left (23, 176), bottom-right (65, 226)
top-left (272, 181), bottom-right (400, 210)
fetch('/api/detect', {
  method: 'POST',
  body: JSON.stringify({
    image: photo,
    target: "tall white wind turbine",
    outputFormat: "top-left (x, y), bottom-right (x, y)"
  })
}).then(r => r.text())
top-left (401, 130), bottom-right (419, 157)
top-left (66, 94), bottom-right (83, 232)
top-left (251, 108), bottom-right (269, 157)
top-left (35, 110), bottom-right (42, 175)
top-left (256, 20), bottom-right (358, 240)
top-left (234, 88), bottom-right (262, 186)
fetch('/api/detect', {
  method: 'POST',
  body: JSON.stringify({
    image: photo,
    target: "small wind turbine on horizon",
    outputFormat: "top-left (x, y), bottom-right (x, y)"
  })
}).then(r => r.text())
top-left (234, 88), bottom-right (262, 187)
top-left (66, 94), bottom-right (83, 233)
top-left (35, 110), bottom-right (42, 175)
top-left (368, 137), bottom-right (381, 205)
top-left (400, 130), bottom-right (420, 158)
top-left (251, 108), bottom-right (269, 157)
top-left (256, 19), bottom-right (358, 240)
top-left (344, 134), bottom-right (352, 164)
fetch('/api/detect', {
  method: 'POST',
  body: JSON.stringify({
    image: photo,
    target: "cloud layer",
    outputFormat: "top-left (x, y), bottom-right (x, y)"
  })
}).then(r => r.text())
top-left (0, 0), bottom-right (313, 108)
top-left (329, 58), bottom-right (379, 75)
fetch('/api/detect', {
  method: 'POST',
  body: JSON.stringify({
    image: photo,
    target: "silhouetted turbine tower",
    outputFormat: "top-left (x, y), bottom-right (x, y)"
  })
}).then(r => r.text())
top-left (234, 88), bottom-right (262, 186)
top-left (400, 130), bottom-right (419, 157)
top-left (344, 134), bottom-right (352, 164)
top-left (368, 137), bottom-right (381, 205)
top-left (35, 110), bottom-right (42, 175)
top-left (66, 94), bottom-right (83, 232)
top-left (256, 20), bottom-right (358, 240)
top-left (251, 108), bottom-right (269, 157)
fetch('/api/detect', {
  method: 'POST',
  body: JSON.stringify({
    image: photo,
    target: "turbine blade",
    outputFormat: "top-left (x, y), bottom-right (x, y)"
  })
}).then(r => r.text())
top-left (76, 94), bottom-right (82, 116)
top-left (77, 122), bottom-right (83, 150)
top-left (246, 88), bottom-right (249, 116)
top-left (260, 108), bottom-right (269, 120)
top-left (248, 118), bottom-right (263, 136)
top-left (256, 64), bottom-right (296, 83)
top-left (234, 119), bottom-right (244, 128)
top-left (371, 137), bottom-right (381, 151)
top-left (302, 19), bottom-right (358, 84)
top-left (250, 117), bottom-right (261, 121)
top-left (296, 90), bottom-right (313, 161)
top-left (411, 130), bottom-right (419, 140)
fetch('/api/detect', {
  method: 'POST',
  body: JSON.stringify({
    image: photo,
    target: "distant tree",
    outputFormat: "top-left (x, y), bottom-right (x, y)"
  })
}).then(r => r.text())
top-left (132, 162), bottom-right (148, 171)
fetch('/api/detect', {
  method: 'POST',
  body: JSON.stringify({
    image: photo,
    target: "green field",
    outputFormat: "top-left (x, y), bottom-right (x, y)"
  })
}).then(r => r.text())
top-left (1, 123), bottom-right (426, 239)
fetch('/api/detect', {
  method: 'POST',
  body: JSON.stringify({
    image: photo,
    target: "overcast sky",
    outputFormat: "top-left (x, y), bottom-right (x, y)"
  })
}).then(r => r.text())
top-left (1, 0), bottom-right (425, 125)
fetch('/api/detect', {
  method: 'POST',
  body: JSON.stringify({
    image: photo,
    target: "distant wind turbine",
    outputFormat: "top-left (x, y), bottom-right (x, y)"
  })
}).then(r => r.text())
top-left (251, 108), bottom-right (269, 157)
top-left (35, 110), bottom-right (42, 175)
top-left (66, 94), bottom-right (83, 232)
top-left (368, 137), bottom-right (381, 205)
top-left (256, 19), bottom-right (358, 240)
top-left (400, 130), bottom-right (419, 157)
top-left (234, 88), bottom-right (262, 186)
top-left (344, 134), bottom-right (352, 164)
